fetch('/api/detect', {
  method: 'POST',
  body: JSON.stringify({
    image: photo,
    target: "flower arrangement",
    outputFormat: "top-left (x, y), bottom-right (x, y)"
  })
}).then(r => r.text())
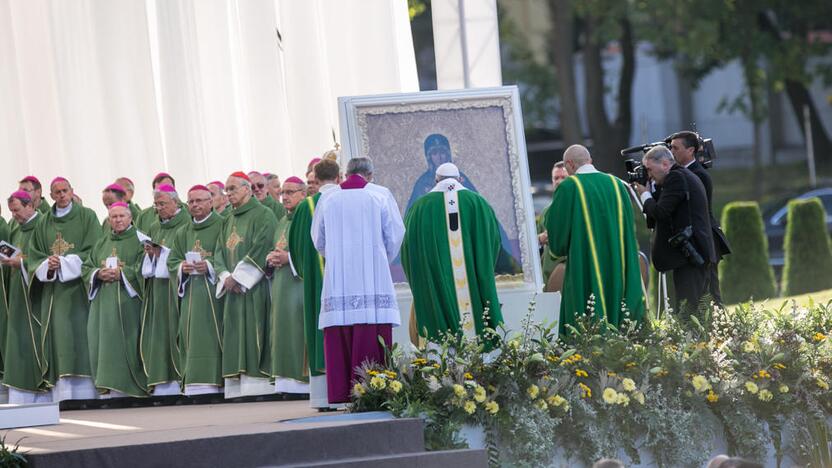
top-left (350, 299), bottom-right (832, 467)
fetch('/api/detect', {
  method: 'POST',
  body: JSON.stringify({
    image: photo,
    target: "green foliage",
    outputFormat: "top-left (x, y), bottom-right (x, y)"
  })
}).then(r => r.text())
top-left (0, 434), bottom-right (27, 468)
top-left (719, 202), bottom-right (777, 303)
top-left (781, 198), bottom-right (832, 296)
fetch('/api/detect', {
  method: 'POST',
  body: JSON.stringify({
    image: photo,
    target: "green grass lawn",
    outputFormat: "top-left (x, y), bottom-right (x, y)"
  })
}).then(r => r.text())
top-left (729, 288), bottom-right (832, 309)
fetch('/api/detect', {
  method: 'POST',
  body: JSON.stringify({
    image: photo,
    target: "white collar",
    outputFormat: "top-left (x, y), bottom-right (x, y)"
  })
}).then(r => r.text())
top-left (575, 164), bottom-right (599, 174)
top-left (683, 159), bottom-right (695, 168)
top-left (55, 202), bottom-right (73, 218)
top-left (430, 178), bottom-right (468, 193)
top-left (193, 212), bottom-right (212, 224)
top-left (319, 183), bottom-right (338, 193)
top-left (24, 212), bottom-right (39, 225)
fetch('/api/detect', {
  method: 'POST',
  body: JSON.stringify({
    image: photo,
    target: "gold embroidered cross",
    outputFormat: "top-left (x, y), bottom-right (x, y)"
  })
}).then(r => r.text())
top-left (50, 232), bottom-right (75, 256)
top-left (192, 239), bottom-right (212, 258)
top-left (276, 232), bottom-right (287, 251)
top-left (226, 225), bottom-right (243, 251)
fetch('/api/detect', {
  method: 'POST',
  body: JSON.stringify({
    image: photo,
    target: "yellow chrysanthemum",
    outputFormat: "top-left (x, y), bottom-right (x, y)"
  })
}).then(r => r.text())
top-left (758, 389), bottom-right (773, 402)
top-left (353, 383), bottom-right (366, 396)
top-left (691, 375), bottom-right (711, 393)
top-left (616, 393), bottom-right (630, 406)
top-left (453, 384), bottom-right (466, 397)
top-left (633, 391), bottom-right (645, 405)
top-left (778, 384), bottom-right (789, 394)
top-left (389, 380), bottom-right (403, 394)
top-left (813, 332), bottom-right (827, 342)
top-left (473, 385), bottom-right (487, 403)
top-left (463, 400), bottom-right (477, 414)
top-left (485, 401), bottom-right (499, 415)
top-left (742, 341), bottom-right (756, 353)
top-left (622, 378), bottom-right (636, 392)
top-left (463, 372), bottom-right (473, 380)
top-left (527, 384), bottom-right (540, 400)
top-left (535, 399), bottom-right (549, 411)
top-left (602, 387), bottom-right (618, 404)
top-left (384, 370), bottom-right (397, 379)
top-left (368, 370), bottom-right (380, 376)
top-left (579, 382), bottom-right (592, 398)
top-left (773, 363), bottom-right (786, 370)
top-left (575, 369), bottom-right (589, 378)
top-left (547, 394), bottom-right (566, 407)
top-left (817, 379), bottom-right (829, 390)
top-left (370, 376), bottom-right (386, 390)
top-left (745, 381), bottom-right (759, 394)
top-left (411, 358), bottom-right (428, 366)
top-left (706, 390), bottom-right (719, 403)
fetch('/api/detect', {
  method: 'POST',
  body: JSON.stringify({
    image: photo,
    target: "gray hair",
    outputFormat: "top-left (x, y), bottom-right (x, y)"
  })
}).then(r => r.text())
top-left (346, 157), bottom-right (374, 177)
top-left (644, 145), bottom-right (674, 163)
top-left (265, 174), bottom-right (280, 182)
top-left (154, 189), bottom-right (180, 203)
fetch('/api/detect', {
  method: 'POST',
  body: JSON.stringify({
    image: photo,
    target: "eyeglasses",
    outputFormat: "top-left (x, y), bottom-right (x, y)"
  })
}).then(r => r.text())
top-left (254, 183), bottom-right (265, 189)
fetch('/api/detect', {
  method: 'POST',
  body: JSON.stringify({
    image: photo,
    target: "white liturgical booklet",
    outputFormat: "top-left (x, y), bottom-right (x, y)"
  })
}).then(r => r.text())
top-left (105, 256), bottom-right (118, 269)
top-left (185, 251), bottom-right (202, 263)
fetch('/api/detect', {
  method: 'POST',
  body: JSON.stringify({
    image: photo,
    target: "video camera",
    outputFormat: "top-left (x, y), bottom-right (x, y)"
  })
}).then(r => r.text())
top-left (620, 133), bottom-right (717, 185)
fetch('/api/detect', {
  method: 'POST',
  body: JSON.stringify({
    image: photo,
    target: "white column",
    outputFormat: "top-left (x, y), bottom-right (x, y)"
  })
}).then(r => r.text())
top-left (431, 0), bottom-right (502, 90)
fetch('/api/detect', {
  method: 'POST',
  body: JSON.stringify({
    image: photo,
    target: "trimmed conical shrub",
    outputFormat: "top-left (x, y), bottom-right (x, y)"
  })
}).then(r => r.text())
top-left (781, 197), bottom-right (832, 296)
top-left (718, 202), bottom-right (776, 303)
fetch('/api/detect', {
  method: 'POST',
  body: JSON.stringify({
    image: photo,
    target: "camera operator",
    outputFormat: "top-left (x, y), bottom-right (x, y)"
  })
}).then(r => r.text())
top-left (668, 131), bottom-right (731, 305)
top-left (632, 146), bottom-right (715, 318)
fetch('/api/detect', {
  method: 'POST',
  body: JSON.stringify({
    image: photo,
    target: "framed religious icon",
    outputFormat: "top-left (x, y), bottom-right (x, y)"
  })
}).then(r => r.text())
top-left (338, 86), bottom-right (543, 291)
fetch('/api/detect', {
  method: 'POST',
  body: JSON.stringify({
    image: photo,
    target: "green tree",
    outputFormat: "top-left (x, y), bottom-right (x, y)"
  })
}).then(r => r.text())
top-left (718, 202), bottom-right (776, 303)
top-left (781, 198), bottom-right (832, 296)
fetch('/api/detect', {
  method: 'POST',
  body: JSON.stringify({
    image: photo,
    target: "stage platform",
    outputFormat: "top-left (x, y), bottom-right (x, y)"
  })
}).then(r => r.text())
top-left (2, 400), bottom-right (486, 467)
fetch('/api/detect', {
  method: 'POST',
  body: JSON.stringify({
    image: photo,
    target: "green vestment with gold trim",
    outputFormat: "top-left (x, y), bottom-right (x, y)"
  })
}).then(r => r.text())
top-left (83, 225), bottom-right (148, 397)
top-left (546, 172), bottom-right (645, 335)
top-left (214, 197), bottom-right (277, 379)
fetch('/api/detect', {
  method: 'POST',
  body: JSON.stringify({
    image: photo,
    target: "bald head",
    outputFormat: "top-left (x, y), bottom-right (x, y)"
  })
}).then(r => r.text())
top-left (563, 144), bottom-right (591, 175)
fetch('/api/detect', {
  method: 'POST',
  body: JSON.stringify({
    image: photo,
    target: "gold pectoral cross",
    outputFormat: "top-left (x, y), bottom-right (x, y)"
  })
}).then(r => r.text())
top-left (226, 225), bottom-right (243, 252)
top-left (192, 239), bottom-right (212, 258)
top-left (51, 232), bottom-right (75, 256)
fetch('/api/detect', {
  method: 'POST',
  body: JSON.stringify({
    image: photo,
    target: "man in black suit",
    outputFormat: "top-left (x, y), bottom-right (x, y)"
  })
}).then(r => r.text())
top-left (633, 146), bottom-right (716, 318)
top-left (668, 131), bottom-right (731, 305)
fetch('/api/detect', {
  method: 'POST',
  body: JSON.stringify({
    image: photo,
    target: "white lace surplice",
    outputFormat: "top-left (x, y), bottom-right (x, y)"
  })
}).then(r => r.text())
top-left (311, 183), bottom-right (405, 329)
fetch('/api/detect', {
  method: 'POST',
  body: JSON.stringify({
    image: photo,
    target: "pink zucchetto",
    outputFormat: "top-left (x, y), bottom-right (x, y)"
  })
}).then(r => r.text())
top-left (207, 180), bottom-right (225, 189)
top-left (153, 172), bottom-right (172, 181)
top-left (50, 177), bottom-right (69, 187)
top-left (283, 176), bottom-right (305, 185)
top-left (9, 190), bottom-right (32, 203)
top-left (104, 183), bottom-right (126, 194)
top-left (306, 158), bottom-right (321, 171)
top-left (155, 184), bottom-right (177, 194)
top-left (188, 184), bottom-right (211, 193)
top-left (109, 202), bottom-right (129, 210)
top-left (19, 176), bottom-right (40, 185)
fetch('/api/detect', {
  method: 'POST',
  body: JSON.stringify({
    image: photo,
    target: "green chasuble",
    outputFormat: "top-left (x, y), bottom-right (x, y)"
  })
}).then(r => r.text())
top-left (28, 203), bottom-right (100, 386)
top-left (134, 206), bottom-right (157, 234)
top-left (37, 199), bottom-right (50, 215)
top-left (168, 212), bottom-right (224, 388)
top-left (4, 214), bottom-right (48, 393)
top-left (268, 211), bottom-right (306, 382)
top-left (83, 225), bottom-right (148, 397)
top-left (287, 193), bottom-right (325, 377)
top-left (546, 172), bottom-right (645, 335)
top-left (140, 208), bottom-right (189, 388)
top-left (214, 197), bottom-right (277, 379)
top-left (537, 204), bottom-right (565, 282)
top-left (261, 195), bottom-right (287, 222)
top-left (0, 218), bottom-right (9, 377)
top-left (401, 187), bottom-right (503, 341)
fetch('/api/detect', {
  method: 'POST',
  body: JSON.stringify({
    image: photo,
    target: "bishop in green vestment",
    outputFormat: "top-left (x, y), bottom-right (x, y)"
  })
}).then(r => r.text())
top-left (135, 172), bottom-right (178, 233)
top-left (140, 185), bottom-right (189, 394)
top-left (3, 192), bottom-right (50, 403)
top-left (17, 176), bottom-right (51, 215)
top-left (168, 186), bottom-right (225, 394)
top-left (29, 178), bottom-right (100, 400)
top-left (249, 171), bottom-right (286, 222)
top-left (537, 162), bottom-right (570, 286)
top-left (402, 164), bottom-right (503, 342)
top-left (207, 181), bottom-right (232, 218)
top-left (214, 173), bottom-right (277, 395)
top-left (84, 203), bottom-right (148, 397)
top-left (546, 145), bottom-right (644, 335)
top-left (266, 177), bottom-right (308, 392)
top-left (287, 160), bottom-right (341, 408)
top-left (99, 183), bottom-right (131, 236)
